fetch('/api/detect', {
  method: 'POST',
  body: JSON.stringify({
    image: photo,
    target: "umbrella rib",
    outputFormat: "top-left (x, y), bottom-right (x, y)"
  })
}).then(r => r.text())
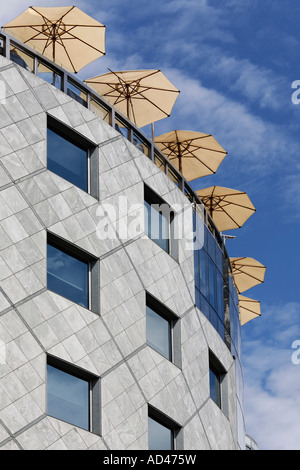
top-left (90, 81), bottom-right (127, 98)
top-left (232, 267), bottom-right (265, 282)
top-left (59, 40), bottom-right (77, 73)
top-left (190, 155), bottom-right (217, 173)
top-left (232, 259), bottom-right (265, 269)
top-left (240, 303), bottom-right (260, 314)
top-left (106, 70), bottom-right (141, 99)
top-left (129, 96), bottom-right (138, 125)
top-left (112, 93), bottom-right (128, 107)
top-left (208, 195), bottom-right (255, 212)
top-left (42, 35), bottom-right (53, 55)
top-left (131, 89), bottom-right (172, 116)
top-left (56, 29), bottom-right (105, 54)
top-left (58, 25), bottom-right (106, 28)
top-left (28, 6), bottom-right (48, 22)
top-left (136, 85), bottom-right (179, 94)
top-left (158, 140), bottom-right (227, 158)
top-left (4, 24), bottom-right (48, 29)
top-left (183, 143), bottom-right (227, 155)
top-left (4, 23), bottom-right (106, 29)
top-left (206, 198), bottom-right (242, 227)
top-left (103, 70), bottom-right (178, 116)
top-left (21, 28), bottom-right (47, 44)
top-left (219, 200), bottom-right (255, 211)
top-left (58, 5), bottom-right (76, 23)
top-left (106, 69), bottom-right (135, 91)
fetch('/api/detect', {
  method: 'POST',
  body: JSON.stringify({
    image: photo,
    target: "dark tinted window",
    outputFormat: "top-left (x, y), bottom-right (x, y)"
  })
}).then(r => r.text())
top-left (148, 416), bottom-right (173, 450)
top-left (209, 361), bottom-right (221, 408)
top-left (47, 363), bottom-right (90, 430)
top-left (146, 304), bottom-right (171, 360)
top-left (47, 126), bottom-right (88, 191)
top-left (144, 186), bottom-right (171, 253)
top-left (47, 242), bottom-right (89, 308)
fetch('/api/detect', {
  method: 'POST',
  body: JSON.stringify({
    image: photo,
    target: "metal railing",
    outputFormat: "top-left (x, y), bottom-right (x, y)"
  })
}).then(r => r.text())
top-left (0, 29), bottom-right (230, 260)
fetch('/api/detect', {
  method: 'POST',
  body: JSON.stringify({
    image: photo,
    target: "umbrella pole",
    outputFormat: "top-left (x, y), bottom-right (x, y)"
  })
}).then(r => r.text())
top-left (51, 24), bottom-right (56, 63)
top-left (151, 123), bottom-right (154, 141)
top-left (177, 143), bottom-right (182, 174)
top-left (125, 85), bottom-right (131, 120)
top-left (209, 197), bottom-right (213, 217)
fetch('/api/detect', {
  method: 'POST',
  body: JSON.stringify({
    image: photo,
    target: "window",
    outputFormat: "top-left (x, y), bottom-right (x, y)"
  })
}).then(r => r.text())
top-left (47, 233), bottom-right (99, 313)
top-left (133, 132), bottom-right (149, 156)
top-left (47, 356), bottom-right (100, 434)
top-left (115, 117), bottom-right (130, 139)
top-left (47, 116), bottom-right (98, 196)
top-left (147, 303), bottom-right (171, 361)
top-left (144, 185), bottom-right (174, 255)
top-left (148, 406), bottom-right (181, 450)
top-left (10, 45), bottom-right (33, 71)
top-left (67, 79), bottom-right (88, 107)
top-left (37, 61), bottom-right (61, 89)
top-left (146, 293), bottom-right (180, 366)
top-left (194, 212), bottom-right (225, 340)
top-left (209, 352), bottom-right (226, 410)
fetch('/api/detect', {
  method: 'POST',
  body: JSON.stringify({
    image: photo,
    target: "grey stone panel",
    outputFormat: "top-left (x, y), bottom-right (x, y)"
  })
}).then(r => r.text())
top-left (0, 60), bottom-right (240, 450)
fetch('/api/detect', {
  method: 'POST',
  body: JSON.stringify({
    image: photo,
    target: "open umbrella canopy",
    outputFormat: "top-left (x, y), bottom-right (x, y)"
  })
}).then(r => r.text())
top-left (154, 130), bottom-right (227, 181)
top-left (2, 6), bottom-right (106, 73)
top-left (84, 69), bottom-right (180, 128)
top-left (196, 186), bottom-right (256, 231)
top-left (238, 294), bottom-right (261, 326)
top-left (230, 257), bottom-right (266, 294)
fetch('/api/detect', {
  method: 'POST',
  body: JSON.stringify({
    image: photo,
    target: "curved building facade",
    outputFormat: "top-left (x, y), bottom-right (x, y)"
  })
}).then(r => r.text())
top-left (0, 32), bottom-right (246, 450)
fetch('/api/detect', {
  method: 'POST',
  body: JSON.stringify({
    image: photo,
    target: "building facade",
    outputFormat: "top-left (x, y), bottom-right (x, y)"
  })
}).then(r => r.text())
top-left (0, 34), bottom-right (246, 450)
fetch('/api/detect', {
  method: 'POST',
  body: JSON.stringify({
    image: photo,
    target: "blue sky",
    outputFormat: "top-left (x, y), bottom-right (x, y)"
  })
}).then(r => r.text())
top-left (3, 0), bottom-right (300, 450)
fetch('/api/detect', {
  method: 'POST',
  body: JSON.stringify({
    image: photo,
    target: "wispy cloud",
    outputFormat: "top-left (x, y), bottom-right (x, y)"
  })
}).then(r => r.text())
top-left (243, 301), bottom-right (300, 450)
top-left (154, 68), bottom-right (299, 177)
top-left (276, 165), bottom-right (300, 221)
top-left (1, 0), bottom-right (91, 25)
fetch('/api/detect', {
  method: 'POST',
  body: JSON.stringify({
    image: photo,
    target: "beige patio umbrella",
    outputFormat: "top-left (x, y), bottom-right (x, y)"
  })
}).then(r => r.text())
top-left (2, 6), bottom-right (106, 73)
top-left (154, 130), bottom-right (227, 181)
top-left (238, 294), bottom-right (261, 326)
top-left (196, 186), bottom-right (256, 231)
top-left (84, 69), bottom-right (180, 128)
top-left (230, 257), bottom-right (266, 294)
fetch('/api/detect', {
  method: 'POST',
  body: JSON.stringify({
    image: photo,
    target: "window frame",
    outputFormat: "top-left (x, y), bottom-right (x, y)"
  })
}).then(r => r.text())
top-left (46, 355), bottom-right (101, 435)
top-left (146, 293), bottom-right (181, 367)
top-left (148, 405), bottom-right (182, 451)
top-left (47, 232), bottom-right (100, 314)
top-left (209, 351), bottom-right (227, 412)
top-left (144, 184), bottom-right (177, 259)
top-left (47, 115), bottom-right (99, 198)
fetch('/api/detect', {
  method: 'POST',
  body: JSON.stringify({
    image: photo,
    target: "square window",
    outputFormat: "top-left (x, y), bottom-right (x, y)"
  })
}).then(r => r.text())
top-left (47, 233), bottom-right (99, 313)
top-left (146, 293), bottom-right (180, 366)
top-left (47, 116), bottom-right (98, 196)
top-left (47, 356), bottom-right (100, 434)
top-left (144, 185), bottom-right (174, 254)
top-left (148, 406), bottom-right (181, 450)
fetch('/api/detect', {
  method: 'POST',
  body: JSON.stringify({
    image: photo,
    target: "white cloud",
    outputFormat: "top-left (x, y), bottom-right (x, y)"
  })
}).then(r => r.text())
top-left (154, 68), bottom-right (298, 176)
top-left (193, 48), bottom-right (289, 111)
top-left (242, 302), bottom-right (300, 450)
top-left (0, 1), bottom-right (90, 25)
top-left (273, 164), bottom-right (300, 221)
